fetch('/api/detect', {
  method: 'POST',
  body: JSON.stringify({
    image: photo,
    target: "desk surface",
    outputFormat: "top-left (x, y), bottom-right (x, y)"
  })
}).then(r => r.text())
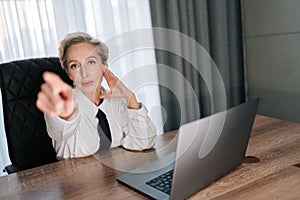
top-left (0, 115), bottom-right (299, 200)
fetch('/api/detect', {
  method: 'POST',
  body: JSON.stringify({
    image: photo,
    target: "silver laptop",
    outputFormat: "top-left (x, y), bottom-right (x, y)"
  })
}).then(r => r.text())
top-left (117, 99), bottom-right (259, 200)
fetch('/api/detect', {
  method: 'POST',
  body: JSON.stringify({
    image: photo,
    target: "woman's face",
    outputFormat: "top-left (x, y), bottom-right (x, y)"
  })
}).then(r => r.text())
top-left (65, 42), bottom-right (104, 101)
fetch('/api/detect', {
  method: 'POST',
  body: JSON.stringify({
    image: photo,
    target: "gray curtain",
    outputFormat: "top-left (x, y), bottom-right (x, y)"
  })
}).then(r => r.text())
top-left (150, 0), bottom-right (245, 132)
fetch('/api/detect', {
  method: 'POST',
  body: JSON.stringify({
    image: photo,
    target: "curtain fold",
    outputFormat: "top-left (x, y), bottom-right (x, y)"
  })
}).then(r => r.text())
top-left (150, 0), bottom-right (245, 132)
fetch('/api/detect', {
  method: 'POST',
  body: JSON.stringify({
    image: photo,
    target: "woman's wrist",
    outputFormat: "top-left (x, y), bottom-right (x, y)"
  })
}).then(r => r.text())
top-left (127, 93), bottom-right (141, 110)
top-left (59, 102), bottom-right (77, 120)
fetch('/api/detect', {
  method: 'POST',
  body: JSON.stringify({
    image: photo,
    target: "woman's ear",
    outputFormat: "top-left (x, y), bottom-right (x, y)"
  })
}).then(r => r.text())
top-left (102, 62), bottom-right (108, 70)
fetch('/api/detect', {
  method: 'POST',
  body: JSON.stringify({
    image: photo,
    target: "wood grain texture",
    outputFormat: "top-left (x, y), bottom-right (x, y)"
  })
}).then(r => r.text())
top-left (0, 131), bottom-right (178, 200)
top-left (0, 115), bottom-right (299, 200)
top-left (214, 166), bottom-right (300, 200)
top-left (188, 115), bottom-right (300, 199)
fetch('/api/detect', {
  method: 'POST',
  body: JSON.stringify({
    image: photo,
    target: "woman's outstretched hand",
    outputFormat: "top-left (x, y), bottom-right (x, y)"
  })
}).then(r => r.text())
top-left (36, 72), bottom-right (76, 119)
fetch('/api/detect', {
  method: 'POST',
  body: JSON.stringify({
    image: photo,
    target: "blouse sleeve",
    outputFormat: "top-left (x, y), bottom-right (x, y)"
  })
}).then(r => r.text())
top-left (119, 100), bottom-right (157, 151)
top-left (44, 105), bottom-right (80, 141)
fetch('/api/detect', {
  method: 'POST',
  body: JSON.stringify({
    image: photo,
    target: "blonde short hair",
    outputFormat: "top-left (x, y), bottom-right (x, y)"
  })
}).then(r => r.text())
top-left (58, 32), bottom-right (109, 71)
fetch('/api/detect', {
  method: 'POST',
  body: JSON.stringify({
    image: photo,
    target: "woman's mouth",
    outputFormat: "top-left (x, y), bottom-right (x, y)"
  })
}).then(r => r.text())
top-left (81, 81), bottom-right (93, 87)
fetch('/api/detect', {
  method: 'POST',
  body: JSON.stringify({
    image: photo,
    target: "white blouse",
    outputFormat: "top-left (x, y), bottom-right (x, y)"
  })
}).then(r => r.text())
top-left (44, 88), bottom-right (157, 159)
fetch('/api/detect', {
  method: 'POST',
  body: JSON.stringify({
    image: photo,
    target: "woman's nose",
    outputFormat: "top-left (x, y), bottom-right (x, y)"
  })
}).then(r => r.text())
top-left (80, 65), bottom-right (88, 77)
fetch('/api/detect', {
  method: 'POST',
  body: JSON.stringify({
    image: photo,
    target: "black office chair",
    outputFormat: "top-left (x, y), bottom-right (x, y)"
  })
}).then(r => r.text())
top-left (0, 57), bottom-right (73, 174)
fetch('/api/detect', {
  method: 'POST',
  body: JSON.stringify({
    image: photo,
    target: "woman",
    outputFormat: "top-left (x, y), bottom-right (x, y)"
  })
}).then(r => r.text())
top-left (36, 32), bottom-right (157, 159)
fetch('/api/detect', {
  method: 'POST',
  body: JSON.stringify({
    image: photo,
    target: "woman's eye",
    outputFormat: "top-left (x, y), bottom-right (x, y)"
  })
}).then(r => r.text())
top-left (70, 64), bottom-right (78, 69)
top-left (88, 60), bottom-right (96, 65)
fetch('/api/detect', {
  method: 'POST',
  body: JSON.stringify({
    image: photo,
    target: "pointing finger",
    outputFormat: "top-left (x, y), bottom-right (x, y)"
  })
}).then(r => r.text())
top-left (43, 72), bottom-right (70, 94)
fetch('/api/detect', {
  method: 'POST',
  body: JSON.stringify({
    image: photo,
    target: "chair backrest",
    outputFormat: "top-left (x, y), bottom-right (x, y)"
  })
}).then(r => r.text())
top-left (0, 57), bottom-right (73, 172)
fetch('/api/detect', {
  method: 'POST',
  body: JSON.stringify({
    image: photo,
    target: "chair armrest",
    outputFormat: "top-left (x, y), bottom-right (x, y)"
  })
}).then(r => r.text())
top-left (4, 164), bottom-right (20, 174)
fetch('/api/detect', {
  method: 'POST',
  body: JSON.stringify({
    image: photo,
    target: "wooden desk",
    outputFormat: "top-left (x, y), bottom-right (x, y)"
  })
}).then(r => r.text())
top-left (0, 115), bottom-right (299, 200)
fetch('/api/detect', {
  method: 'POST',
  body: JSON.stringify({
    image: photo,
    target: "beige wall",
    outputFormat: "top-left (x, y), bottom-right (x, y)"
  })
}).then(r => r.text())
top-left (242, 0), bottom-right (300, 123)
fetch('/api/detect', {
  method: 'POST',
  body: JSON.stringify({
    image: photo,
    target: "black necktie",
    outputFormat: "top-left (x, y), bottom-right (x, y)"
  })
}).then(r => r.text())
top-left (96, 109), bottom-right (112, 151)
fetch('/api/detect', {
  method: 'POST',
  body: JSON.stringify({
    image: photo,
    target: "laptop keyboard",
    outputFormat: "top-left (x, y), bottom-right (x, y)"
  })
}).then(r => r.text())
top-left (146, 169), bottom-right (174, 194)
